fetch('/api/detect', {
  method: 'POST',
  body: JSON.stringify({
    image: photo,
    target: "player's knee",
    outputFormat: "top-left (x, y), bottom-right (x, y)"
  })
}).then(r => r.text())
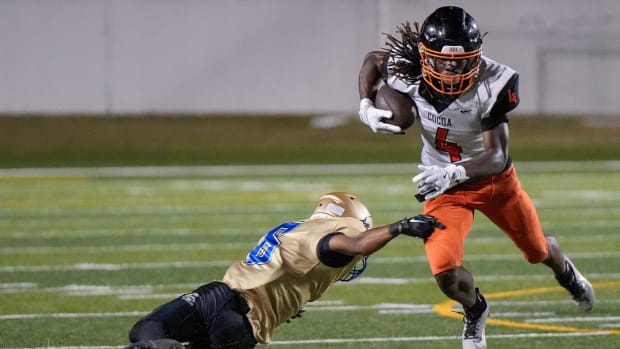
top-left (128, 319), bottom-right (166, 342)
top-left (434, 268), bottom-right (462, 294)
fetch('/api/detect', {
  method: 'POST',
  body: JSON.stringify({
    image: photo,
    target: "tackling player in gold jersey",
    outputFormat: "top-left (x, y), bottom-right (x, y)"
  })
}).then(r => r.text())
top-left (124, 192), bottom-right (444, 349)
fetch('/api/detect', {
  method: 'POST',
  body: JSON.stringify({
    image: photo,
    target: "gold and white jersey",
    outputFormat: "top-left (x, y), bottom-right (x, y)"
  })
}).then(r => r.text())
top-left (222, 217), bottom-right (366, 344)
top-left (387, 56), bottom-right (517, 167)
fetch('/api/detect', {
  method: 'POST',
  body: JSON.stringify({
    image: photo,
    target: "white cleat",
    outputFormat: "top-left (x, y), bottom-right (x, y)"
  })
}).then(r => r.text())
top-left (462, 290), bottom-right (489, 349)
top-left (557, 257), bottom-right (595, 311)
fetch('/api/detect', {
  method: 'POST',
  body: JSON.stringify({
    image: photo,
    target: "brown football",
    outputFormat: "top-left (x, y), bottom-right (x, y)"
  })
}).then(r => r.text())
top-left (374, 85), bottom-right (416, 130)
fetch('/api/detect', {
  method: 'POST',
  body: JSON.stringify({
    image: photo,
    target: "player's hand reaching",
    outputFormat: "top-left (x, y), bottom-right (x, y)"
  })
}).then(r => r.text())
top-left (388, 214), bottom-right (445, 239)
top-left (413, 164), bottom-right (469, 200)
top-left (358, 98), bottom-right (403, 134)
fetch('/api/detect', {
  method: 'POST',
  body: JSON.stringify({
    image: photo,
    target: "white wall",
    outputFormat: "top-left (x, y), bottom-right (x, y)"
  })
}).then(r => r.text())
top-left (2, 0), bottom-right (620, 115)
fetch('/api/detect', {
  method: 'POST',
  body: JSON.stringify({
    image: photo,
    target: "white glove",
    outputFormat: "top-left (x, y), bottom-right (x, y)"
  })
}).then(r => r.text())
top-left (412, 164), bottom-right (469, 200)
top-left (358, 98), bottom-right (403, 134)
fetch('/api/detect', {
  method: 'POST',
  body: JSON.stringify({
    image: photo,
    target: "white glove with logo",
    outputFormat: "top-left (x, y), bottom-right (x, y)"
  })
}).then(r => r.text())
top-left (412, 164), bottom-right (469, 200)
top-left (358, 98), bottom-right (403, 134)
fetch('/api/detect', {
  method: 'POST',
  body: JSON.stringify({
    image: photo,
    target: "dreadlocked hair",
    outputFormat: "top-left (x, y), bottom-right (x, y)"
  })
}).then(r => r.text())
top-left (383, 21), bottom-right (422, 85)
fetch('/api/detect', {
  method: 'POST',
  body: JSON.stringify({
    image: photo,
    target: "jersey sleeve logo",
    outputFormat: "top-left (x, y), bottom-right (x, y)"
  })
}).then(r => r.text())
top-left (507, 88), bottom-right (519, 105)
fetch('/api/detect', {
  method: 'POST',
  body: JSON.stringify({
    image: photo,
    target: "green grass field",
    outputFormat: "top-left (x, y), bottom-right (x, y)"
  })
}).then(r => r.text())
top-left (1, 114), bottom-right (620, 167)
top-left (1, 161), bottom-right (619, 348)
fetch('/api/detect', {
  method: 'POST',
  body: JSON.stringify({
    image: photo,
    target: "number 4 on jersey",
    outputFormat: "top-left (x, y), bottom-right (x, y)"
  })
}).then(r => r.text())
top-left (435, 127), bottom-right (462, 162)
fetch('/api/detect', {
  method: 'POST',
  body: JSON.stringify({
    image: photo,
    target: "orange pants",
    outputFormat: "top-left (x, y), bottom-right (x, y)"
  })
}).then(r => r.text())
top-left (423, 164), bottom-right (549, 275)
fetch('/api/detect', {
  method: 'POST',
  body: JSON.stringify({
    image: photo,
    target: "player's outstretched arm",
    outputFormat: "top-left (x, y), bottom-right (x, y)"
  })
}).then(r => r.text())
top-left (328, 215), bottom-right (445, 257)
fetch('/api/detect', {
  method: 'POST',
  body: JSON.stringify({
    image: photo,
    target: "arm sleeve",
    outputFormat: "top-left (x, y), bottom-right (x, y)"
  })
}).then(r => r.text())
top-left (481, 73), bottom-right (520, 131)
top-left (316, 232), bottom-right (354, 268)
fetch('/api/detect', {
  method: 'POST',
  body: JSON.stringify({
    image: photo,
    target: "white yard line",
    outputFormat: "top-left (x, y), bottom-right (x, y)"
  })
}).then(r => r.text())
top-left (3, 331), bottom-right (612, 349)
top-left (0, 242), bottom-right (252, 255)
top-left (3, 236), bottom-right (620, 254)
top-left (0, 312), bottom-right (145, 320)
top-left (0, 260), bottom-right (230, 272)
top-left (0, 304), bottom-right (434, 320)
top-left (269, 331), bottom-right (612, 345)
top-left (1, 252), bottom-right (619, 273)
top-left (0, 300), bottom-right (620, 323)
top-left (527, 316), bottom-right (620, 323)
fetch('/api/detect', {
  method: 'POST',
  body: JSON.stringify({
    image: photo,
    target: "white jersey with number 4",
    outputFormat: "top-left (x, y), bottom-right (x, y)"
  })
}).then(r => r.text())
top-left (387, 56), bottom-right (517, 167)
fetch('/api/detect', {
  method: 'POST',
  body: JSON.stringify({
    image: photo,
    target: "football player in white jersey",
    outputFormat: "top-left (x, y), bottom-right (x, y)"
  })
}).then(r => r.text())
top-left (358, 6), bottom-right (595, 349)
top-left (123, 192), bottom-right (444, 349)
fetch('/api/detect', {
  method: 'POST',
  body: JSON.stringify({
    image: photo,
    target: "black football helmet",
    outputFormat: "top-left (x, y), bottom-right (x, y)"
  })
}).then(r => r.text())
top-left (418, 6), bottom-right (483, 95)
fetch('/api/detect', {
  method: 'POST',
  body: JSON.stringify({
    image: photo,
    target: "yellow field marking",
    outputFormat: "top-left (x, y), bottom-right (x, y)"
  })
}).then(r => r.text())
top-left (433, 280), bottom-right (620, 335)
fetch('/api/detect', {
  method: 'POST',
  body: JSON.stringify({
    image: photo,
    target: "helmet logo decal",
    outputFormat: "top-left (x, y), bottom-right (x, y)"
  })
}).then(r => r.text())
top-left (361, 217), bottom-right (371, 230)
top-left (442, 46), bottom-right (465, 54)
top-left (325, 203), bottom-right (345, 217)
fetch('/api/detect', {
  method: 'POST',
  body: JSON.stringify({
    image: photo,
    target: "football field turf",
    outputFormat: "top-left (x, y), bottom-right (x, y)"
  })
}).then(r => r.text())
top-left (1, 161), bottom-right (619, 349)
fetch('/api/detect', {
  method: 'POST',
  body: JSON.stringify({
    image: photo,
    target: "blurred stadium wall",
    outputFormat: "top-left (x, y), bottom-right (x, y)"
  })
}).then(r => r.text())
top-left (1, 0), bottom-right (620, 116)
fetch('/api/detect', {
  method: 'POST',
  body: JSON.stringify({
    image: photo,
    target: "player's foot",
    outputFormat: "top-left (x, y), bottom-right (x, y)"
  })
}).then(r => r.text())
top-left (556, 256), bottom-right (595, 311)
top-left (462, 289), bottom-right (489, 349)
top-left (124, 339), bottom-right (185, 349)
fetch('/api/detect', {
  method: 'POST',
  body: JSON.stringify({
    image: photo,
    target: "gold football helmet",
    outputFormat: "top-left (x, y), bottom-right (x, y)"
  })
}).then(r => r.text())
top-left (311, 192), bottom-right (373, 229)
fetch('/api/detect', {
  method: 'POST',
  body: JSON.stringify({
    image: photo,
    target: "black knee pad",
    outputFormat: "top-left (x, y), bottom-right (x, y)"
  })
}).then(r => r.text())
top-left (129, 319), bottom-right (167, 342)
top-left (129, 297), bottom-right (199, 343)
